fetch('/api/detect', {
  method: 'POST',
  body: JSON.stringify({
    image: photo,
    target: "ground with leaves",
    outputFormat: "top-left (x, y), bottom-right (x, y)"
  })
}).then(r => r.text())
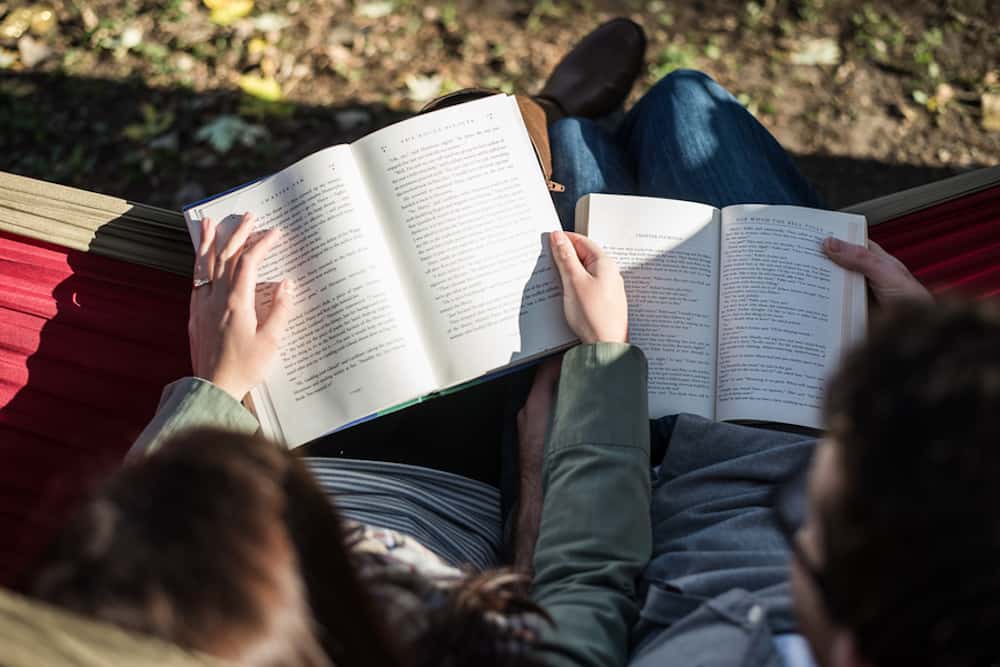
top-left (1, 0), bottom-right (998, 210)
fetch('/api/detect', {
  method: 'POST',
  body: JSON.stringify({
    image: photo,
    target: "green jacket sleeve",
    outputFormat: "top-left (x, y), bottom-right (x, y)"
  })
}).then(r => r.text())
top-left (127, 378), bottom-right (260, 459)
top-left (531, 343), bottom-right (652, 667)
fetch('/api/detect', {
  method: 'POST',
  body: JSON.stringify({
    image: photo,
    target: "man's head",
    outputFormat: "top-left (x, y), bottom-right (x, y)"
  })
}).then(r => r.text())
top-left (791, 300), bottom-right (1000, 667)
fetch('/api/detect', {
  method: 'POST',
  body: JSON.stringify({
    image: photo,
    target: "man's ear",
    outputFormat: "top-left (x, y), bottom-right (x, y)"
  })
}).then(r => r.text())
top-left (830, 631), bottom-right (875, 667)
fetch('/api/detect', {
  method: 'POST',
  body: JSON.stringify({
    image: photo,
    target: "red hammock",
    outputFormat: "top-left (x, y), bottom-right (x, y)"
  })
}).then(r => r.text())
top-left (1, 185), bottom-right (999, 586)
top-left (871, 186), bottom-right (1000, 298)
top-left (0, 232), bottom-right (191, 585)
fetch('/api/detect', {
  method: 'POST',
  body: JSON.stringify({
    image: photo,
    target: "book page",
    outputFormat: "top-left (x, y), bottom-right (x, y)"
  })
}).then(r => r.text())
top-left (186, 146), bottom-right (435, 447)
top-left (716, 205), bottom-right (867, 429)
top-left (350, 95), bottom-right (574, 386)
top-left (579, 194), bottom-right (719, 419)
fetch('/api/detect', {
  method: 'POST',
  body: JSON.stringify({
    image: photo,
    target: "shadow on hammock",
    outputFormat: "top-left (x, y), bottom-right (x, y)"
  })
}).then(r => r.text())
top-left (0, 231), bottom-right (191, 588)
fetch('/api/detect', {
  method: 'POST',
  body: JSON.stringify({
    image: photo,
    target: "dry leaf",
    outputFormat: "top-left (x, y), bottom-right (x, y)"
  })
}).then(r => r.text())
top-left (17, 35), bottom-right (50, 68)
top-left (789, 37), bottom-right (841, 66)
top-left (0, 7), bottom-right (32, 40)
top-left (239, 73), bottom-right (283, 101)
top-left (356, 1), bottom-right (395, 19)
top-left (203, 0), bottom-right (254, 25)
top-left (247, 37), bottom-right (269, 58)
top-left (120, 25), bottom-right (143, 50)
top-left (405, 73), bottom-right (442, 103)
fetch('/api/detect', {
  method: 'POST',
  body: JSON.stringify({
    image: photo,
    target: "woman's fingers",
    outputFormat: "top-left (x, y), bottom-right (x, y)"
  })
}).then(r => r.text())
top-left (187, 211), bottom-right (293, 400)
top-left (231, 228), bottom-right (280, 307)
top-left (191, 218), bottom-right (218, 324)
top-left (195, 216), bottom-right (218, 282)
top-left (216, 212), bottom-right (256, 275)
top-left (259, 280), bottom-right (294, 344)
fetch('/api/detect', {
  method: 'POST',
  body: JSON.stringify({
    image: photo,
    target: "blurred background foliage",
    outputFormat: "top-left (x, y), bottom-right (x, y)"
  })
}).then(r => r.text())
top-left (0, 0), bottom-right (997, 209)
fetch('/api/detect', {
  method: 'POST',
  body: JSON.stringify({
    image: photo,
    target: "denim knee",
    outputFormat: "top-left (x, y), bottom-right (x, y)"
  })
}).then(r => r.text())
top-left (635, 69), bottom-right (732, 120)
top-left (548, 116), bottom-right (618, 188)
top-left (549, 117), bottom-right (600, 152)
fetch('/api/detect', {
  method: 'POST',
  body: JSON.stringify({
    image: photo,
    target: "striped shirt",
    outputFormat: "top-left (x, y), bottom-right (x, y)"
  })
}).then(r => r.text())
top-left (302, 457), bottom-right (503, 571)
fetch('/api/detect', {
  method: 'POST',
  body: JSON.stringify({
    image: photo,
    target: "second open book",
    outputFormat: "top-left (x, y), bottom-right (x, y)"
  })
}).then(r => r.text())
top-left (578, 194), bottom-right (868, 430)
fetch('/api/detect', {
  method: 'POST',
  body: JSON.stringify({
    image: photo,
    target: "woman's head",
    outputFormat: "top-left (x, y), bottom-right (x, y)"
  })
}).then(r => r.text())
top-left (29, 430), bottom-right (396, 667)
top-left (29, 429), bottom-right (548, 667)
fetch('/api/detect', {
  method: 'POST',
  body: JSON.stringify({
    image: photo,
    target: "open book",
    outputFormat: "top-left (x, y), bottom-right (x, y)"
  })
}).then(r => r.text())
top-left (578, 194), bottom-right (867, 430)
top-left (185, 94), bottom-right (574, 447)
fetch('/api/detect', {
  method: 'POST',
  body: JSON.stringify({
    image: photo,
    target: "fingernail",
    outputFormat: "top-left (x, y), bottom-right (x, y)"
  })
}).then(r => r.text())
top-left (552, 230), bottom-right (566, 245)
top-left (824, 237), bottom-right (842, 253)
top-left (283, 280), bottom-right (295, 293)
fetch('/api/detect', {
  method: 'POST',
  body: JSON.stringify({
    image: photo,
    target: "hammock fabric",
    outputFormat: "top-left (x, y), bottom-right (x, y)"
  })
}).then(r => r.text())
top-left (1, 183), bottom-right (1000, 586)
top-left (869, 186), bottom-right (1000, 298)
top-left (0, 231), bottom-right (190, 585)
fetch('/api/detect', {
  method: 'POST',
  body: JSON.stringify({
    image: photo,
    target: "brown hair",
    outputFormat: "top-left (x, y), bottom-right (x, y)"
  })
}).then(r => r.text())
top-left (30, 428), bottom-right (550, 666)
top-left (823, 299), bottom-right (1000, 666)
top-left (30, 429), bottom-right (401, 667)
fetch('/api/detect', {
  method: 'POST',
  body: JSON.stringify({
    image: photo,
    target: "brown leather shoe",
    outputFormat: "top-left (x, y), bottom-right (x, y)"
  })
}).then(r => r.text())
top-left (536, 18), bottom-right (646, 122)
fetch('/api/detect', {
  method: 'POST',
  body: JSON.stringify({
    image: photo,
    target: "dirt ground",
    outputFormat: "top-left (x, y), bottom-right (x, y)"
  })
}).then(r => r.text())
top-left (1, 0), bottom-right (998, 210)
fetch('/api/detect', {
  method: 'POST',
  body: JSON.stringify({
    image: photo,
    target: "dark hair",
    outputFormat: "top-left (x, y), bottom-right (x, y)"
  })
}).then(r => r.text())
top-left (355, 558), bottom-right (550, 667)
top-left (30, 430), bottom-right (400, 667)
top-left (30, 429), bottom-right (548, 666)
top-left (823, 299), bottom-right (1000, 667)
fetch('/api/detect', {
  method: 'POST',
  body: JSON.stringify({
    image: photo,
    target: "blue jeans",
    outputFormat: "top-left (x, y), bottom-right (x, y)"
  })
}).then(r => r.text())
top-left (548, 69), bottom-right (823, 230)
top-left (548, 70), bottom-right (822, 656)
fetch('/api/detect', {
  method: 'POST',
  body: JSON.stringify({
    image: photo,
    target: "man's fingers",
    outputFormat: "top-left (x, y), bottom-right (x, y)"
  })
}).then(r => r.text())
top-left (259, 279), bottom-right (294, 343)
top-left (232, 228), bottom-right (280, 304)
top-left (825, 237), bottom-right (932, 304)
top-left (867, 240), bottom-right (932, 301)
top-left (867, 240), bottom-right (896, 263)
top-left (550, 230), bottom-right (587, 288)
top-left (823, 237), bottom-right (896, 284)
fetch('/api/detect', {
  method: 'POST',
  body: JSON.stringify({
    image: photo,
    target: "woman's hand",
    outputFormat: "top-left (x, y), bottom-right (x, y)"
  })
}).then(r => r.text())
top-left (189, 213), bottom-right (293, 401)
top-left (823, 237), bottom-right (932, 306)
top-left (549, 230), bottom-right (628, 344)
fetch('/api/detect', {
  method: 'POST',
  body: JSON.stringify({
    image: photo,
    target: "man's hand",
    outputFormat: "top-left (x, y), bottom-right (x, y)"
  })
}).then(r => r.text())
top-left (549, 230), bottom-right (628, 344)
top-left (823, 237), bottom-right (932, 306)
top-left (189, 213), bottom-right (293, 401)
top-left (513, 357), bottom-right (562, 575)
